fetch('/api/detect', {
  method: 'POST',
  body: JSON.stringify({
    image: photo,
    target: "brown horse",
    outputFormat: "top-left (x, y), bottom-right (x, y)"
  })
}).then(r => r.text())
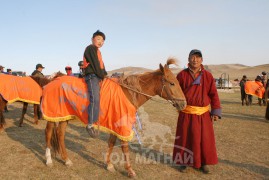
top-left (244, 80), bottom-right (265, 106)
top-left (19, 72), bottom-right (65, 126)
top-left (44, 59), bottom-right (187, 178)
top-left (0, 72), bottom-right (64, 131)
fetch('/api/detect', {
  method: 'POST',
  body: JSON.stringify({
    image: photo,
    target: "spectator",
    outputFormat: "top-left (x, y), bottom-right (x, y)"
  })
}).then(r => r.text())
top-left (78, 61), bottom-right (84, 78)
top-left (0, 65), bottom-right (5, 74)
top-left (7, 69), bottom-right (12, 75)
top-left (65, 66), bottom-right (74, 76)
top-left (255, 75), bottom-right (264, 106)
top-left (239, 75), bottom-right (247, 106)
top-left (261, 71), bottom-right (267, 105)
top-left (31, 64), bottom-right (45, 78)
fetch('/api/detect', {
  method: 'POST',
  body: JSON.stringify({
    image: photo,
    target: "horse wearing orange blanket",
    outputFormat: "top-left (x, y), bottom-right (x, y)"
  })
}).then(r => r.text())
top-left (244, 80), bottom-right (265, 106)
top-left (44, 59), bottom-right (187, 178)
top-left (0, 72), bottom-right (64, 131)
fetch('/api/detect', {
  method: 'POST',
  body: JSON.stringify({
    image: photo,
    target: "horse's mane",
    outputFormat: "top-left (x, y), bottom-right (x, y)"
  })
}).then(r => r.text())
top-left (48, 71), bottom-right (65, 80)
top-left (30, 76), bottom-right (51, 87)
top-left (119, 75), bottom-right (142, 107)
top-left (166, 57), bottom-right (178, 67)
top-left (117, 58), bottom-right (178, 107)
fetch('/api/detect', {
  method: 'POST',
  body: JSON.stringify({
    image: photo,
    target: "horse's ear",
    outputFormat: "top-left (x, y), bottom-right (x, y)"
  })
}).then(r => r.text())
top-left (159, 63), bottom-right (164, 74)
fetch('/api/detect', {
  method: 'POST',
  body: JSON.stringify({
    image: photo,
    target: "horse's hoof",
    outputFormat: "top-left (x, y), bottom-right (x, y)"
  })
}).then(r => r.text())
top-left (65, 159), bottom-right (73, 166)
top-left (127, 170), bottom-right (136, 178)
top-left (125, 166), bottom-right (136, 178)
top-left (46, 160), bottom-right (53, 167)
top-left (107, 163), bottom-right (116, 173)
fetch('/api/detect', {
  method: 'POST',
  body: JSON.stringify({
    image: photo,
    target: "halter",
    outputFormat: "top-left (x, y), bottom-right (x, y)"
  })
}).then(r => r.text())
top-left (160, 76), bottom-right (186, 106)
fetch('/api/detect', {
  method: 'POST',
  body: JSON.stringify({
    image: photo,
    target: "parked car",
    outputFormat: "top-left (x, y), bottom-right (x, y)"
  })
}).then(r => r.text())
top-left (12, 71), bottom-right (25, 77)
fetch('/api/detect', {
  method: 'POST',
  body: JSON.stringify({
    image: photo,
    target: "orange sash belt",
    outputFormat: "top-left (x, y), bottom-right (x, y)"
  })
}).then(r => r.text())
top-left (181, 105), bottom-right (210, 115)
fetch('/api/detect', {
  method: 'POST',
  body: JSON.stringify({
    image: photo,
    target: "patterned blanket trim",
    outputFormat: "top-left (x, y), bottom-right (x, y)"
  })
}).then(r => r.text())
top-left (42, 114), bottom-right (134, 142)
top-left (7, 97), bottom-right (40, 105)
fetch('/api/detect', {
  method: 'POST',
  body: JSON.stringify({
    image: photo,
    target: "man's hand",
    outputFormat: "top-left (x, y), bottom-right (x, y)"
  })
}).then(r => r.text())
top-left (211, 115), bottom-right (219, 122)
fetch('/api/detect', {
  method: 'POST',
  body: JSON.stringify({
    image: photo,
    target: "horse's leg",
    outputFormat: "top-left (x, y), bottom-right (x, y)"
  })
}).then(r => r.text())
top-left (0, 97), bottom-right (6, 132)
top-left (106, 134), bottom-right (117, 172)
top-left (258, 98), bottom-right (262, 106)
top-left (249, 95), bottom-right (253, 105)
top-left (33, 104), bottom-right (39, 125)
top-left (45, 122), bottom-right (54, 166)
top-left (241, 91), bottom-right (245, 106)
top-left (37, 104), bottom-right (42, 120)
top-left (0, 107), bottom-right (5, 132)
top-left (58, 121), bottom-right (72, 166)
top-left (245, 94), bottom-right (249, 106)
top-left (19, 102), bottom-right (28, 127)
top-left (121, 140), bottom-right (136, 178)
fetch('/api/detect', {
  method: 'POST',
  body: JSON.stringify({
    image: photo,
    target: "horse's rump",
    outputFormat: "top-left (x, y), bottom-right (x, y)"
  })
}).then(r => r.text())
top-left (0, 74), bottom-right (42, 104)
top-left (41, 76), bottom-right (137, 141)
top-left (245, 81), bottom-right (265, 99)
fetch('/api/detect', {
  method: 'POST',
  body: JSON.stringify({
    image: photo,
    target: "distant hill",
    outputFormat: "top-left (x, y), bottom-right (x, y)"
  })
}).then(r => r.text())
top-left (108, 66), bottom-right (153, 76)
top-left (107, 64), bottom-right (269, 81)
top-left (205, 64), bottom-right (269, 80)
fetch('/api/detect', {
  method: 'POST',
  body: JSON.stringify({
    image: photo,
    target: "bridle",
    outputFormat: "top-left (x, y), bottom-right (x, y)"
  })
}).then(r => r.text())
top-left (160, 76), bottom-right (186, 106)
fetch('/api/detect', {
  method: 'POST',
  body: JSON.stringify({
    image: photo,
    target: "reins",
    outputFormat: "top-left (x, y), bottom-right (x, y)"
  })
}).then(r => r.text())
top-left (106, 76), bottom-right (184, 105)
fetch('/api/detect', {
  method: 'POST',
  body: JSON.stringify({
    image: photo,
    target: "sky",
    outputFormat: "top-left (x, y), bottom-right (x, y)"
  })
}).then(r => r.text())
top-left (0, 0), bottom-right (269, 75)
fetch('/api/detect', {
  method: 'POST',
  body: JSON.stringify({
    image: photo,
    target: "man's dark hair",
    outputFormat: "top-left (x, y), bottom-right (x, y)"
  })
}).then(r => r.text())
top-left (92, 30), bottom-right (106, 40)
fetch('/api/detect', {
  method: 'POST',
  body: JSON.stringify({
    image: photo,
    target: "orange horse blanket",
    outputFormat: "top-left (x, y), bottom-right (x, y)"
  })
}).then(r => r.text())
top-left (245, 81), bottom-right (265, 98)
top-left (41, 76), bottom-right (137, 141)
top-left (0, 74), bottom-right (42, 104)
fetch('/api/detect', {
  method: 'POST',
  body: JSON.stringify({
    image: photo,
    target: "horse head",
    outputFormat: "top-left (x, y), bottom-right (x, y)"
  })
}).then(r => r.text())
top-left (158, 58), bottom-right (186, 111)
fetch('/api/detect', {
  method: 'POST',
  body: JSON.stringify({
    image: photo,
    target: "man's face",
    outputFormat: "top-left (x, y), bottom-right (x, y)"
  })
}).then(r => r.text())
top-left (92, 35), bottom-right (105, 48)
top-left (188, 54), bottom-right (203, 69)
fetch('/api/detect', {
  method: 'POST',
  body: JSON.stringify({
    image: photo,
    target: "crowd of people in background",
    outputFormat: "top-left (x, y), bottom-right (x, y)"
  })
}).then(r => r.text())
top-left (0, 61), bottom-right (84, 78)
top-left (0, 61), bottom-right (85, 113)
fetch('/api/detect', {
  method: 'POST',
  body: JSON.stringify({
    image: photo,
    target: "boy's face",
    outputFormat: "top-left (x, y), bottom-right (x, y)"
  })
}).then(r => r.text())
top-left (92, 35), bottom-right (105, 48)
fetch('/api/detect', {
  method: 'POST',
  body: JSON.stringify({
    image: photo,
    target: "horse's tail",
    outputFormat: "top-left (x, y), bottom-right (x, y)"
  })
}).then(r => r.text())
top-left (51, 122), bottom-right (61, 156)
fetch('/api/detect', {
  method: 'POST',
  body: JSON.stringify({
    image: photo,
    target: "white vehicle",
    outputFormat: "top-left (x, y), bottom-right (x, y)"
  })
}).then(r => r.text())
top-left (12, 71), bottom-right (25, 77)
top-left (215, 78), bottom-right (233, 89)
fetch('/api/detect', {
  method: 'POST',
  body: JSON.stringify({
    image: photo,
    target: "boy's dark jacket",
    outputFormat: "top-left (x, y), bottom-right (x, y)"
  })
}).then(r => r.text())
top-left (84, 44), bottom-right (107, 79)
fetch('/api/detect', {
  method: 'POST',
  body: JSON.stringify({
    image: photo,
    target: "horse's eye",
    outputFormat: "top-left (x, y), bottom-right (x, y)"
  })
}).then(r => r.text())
top-left (170, 83), bottom-right (175, 86)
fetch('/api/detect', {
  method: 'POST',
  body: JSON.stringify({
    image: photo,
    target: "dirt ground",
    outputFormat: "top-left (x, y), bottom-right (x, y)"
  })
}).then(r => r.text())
top-left (0, 90), bottom-right (268, 179)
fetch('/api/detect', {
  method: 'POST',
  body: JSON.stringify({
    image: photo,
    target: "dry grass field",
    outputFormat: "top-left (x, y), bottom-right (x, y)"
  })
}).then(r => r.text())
top-left (0, 89), bottom-right (269, 179)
